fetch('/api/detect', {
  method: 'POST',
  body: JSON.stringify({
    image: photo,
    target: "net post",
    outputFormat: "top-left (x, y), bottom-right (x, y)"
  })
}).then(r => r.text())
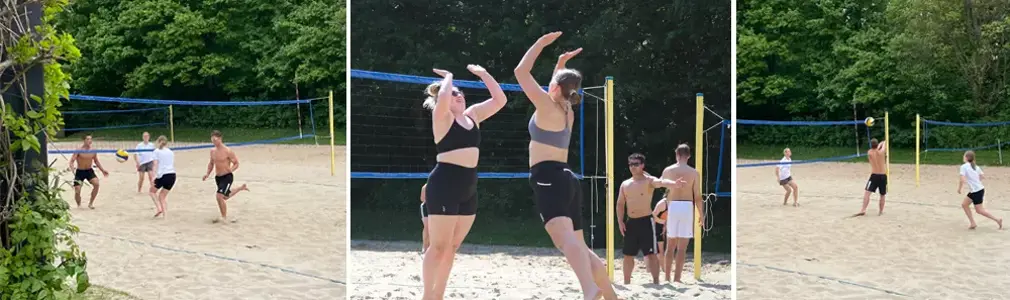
top-left (329, 90), bottom-right (336, 176)
top-left (605, 76), bottom-right (615, 281)
top-left (580, 85), bottom-right (585, 175)
top-left (916, 114), bottom-right (920, 187)
top-left (885, 112), bottom-right (890, 179)
top-left (694, 92), bottom-right (703, 280)
top-left (169, 105), bottom-right (175, 142)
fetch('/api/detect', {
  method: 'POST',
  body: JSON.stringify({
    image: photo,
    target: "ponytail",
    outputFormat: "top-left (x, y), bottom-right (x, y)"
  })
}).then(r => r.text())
top-left (965, 150), bottom-right (977, 170)
top-left (422, 82), bottom-right (440, 110)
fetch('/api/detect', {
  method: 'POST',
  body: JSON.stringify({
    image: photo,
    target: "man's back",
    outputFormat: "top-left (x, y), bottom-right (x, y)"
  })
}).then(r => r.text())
top-left (662, 164), bottom-right (697, 201)
top-left (868, 149), bottom-right (886, 174)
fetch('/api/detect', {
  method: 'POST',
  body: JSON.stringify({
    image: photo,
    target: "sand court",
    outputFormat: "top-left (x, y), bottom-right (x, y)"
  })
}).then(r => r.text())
top-left (350, 240), bottom-right (731, 299)
top-left (49, 142), bottom-right (346, 300)
top-left (737, 160), bottom-right (1010, 299)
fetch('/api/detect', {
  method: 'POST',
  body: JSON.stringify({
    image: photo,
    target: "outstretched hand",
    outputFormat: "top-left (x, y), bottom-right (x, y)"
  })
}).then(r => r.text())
top-left (537, 31), bottom-right (563, 46)
top-left (432, 68), bottom-right (451, 78)
top-left (558, 48), bottom-right (583, 62)
top-left (467, 64), bottom-right (487, 76)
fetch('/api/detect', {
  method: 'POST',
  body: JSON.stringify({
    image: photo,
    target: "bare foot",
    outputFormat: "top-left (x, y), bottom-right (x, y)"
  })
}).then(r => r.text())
top-left (153, 211), bottom-right (163, 218)
top-left (878, 211), bottom-right (884, 216)
top-left (997, 219), bottom-right (1003, 230)
top-left (783, 201), bottom-right (788, 205)
top-left (88, 204), bottom-right (95, 209)
top-left (969, 225), bottom-right (977, 230)
top-left (852, 212), bottom-right (866, 217)
top-left (793, 202), bottom-right (799, 207)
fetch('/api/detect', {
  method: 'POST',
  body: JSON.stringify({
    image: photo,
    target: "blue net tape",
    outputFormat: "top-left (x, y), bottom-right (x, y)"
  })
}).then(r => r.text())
top-left (925, 140), bottom-right (1010, 152)
top-left (351, 172), bottom-right (586, 179)
top-left (737, 153), bottom-right (866, 168)
top-left (737, 119), bottom-right (863, 126)
top-left (48, 135), bottom-right (313, 154)
top-left (70, 94), bottom-right (316, 106)
top-left (351, 69), bottom-right (581, 94)
top-left (63, 107), bottom-right (168, 115)
top-left (923, 119), bottom-right (1010, 127)
top-left (64, 122), bottom-right (167, 131)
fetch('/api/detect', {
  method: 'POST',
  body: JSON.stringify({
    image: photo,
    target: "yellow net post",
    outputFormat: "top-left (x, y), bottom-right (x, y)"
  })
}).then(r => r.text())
top-left (169, 105), bottom-right (175, 143)
top-left (916, 114), bottom-right (920, 187)
top-left (885, 112), bottom-right (890, 178)
top-left (605, 76), bottom-right (615, 280)
top-left (694, 93), bottom-right (703, 281)
top-left (329, 90), bottom-right (336, 176)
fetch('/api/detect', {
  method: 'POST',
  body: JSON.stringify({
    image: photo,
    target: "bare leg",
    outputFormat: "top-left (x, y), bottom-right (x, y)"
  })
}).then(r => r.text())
top-left (673, 238), bottom-right (690, 283)
top-left (789, 182), bottom-right (799, 206)
top-left (225, 184), bottom-right (249, 201)
top-left (214, 193), bottom-right (228, 222)
top-left (137, 172), bottom-right (145, 193)
top-left (545, 219), bottom-right (600, 300)
top-left (781, 185), bottom-right (790, 205)
top-left (855, 190), bottom-right (872, 216)
top-left (664, 237), bottom-right (676, 282)
top-left (645, 253), bottom-right (660, 284)
top-left (973, 204), bottom-right (1001, 228)
top-left (421, 218), bottom-right (430, 253)
top-left (88, 179), bottom-right (100, 209)
top-left (962, 197), bottom-right (977, 229)
top-left (149, 186), bottom-right (162, 217)
top-left (656, 241), bottom-right (665, 274)
top-left (878, 195), bottom-right (886, 215)
top-left (622, 255), bottom-right (634, 284)
top-left (422, 215), bottom-right (456, 300)
top-left (431, 215), bottom-right (475, 300)
top-left (158, 189), bottom-right (170, 218)
top-left (577, 229), bottom-right (616, 300)
top-left (73, 185), bottom-right (82, 207)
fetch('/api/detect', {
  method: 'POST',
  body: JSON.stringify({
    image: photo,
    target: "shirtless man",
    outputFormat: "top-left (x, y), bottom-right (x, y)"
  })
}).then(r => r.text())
top-left (201, 130), bottom-right (249, 223)
top-left (661, 144), bottom-right (704, 283)
top-left (855, 138), bottom-right (888, 216)
top-left (616, 153), bottom-right (685, 284)
top-left (68, 134), bottom-right (110, 209)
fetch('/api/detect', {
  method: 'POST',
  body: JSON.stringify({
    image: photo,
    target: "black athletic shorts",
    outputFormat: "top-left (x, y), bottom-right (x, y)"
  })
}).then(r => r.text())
top-left (425, 162), bottom-right (478, 216)
top-left (420, 202), bottom-right (429, 218)
top-left (779, 176), bottom-right (793, 186)
top-left (73, 168), bottom-right (97, 186)
top-left (865, 173), bottom-right (887, 195)
top-left (655, 222), bottom-right (666, 244)
top-left (623, 216), bottom-right (657, 256)
top-left (968, 189), bottom-right (985, 205)
top-left (154, 174), bottom-right (176, 190)
top-left (215, 173), bottom-right (234, 196)
top-left (529, 161), bottom-right (583, 230)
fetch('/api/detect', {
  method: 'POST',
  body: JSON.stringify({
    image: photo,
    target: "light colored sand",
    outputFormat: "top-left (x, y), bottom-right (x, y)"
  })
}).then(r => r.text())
top-left (50, 142), bottom-right (346, 300)
top-left (737, 160), bottom-right (1010, 299)
top-left (350, 240), bottom-right (731, 299)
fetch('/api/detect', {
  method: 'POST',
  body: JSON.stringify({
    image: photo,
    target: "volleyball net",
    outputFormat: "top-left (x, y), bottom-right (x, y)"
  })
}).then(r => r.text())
top-left (915, 115), bottom-right (1010, 186)
top-left (51, 93), bottom-right (340, 175)
top-left (737, 113), bottom-right (890, 175)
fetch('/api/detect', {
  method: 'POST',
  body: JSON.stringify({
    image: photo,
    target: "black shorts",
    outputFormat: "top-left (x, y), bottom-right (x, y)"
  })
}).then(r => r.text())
top-left (622, 216), bottom-right (657, 256)
top-left (425, 162), bottom-right (478, 216)
top-left (73, 169), bottom-right (97, 186)
top-left (655, 222), bottom-right (666, 244)
top-left (529, 161), bottom-right (583, 230)
top-left (137, 161), bottom-right (154, 172)
top-left (154, 174), bottom-right (176, 190)
top-left (968, 189), bottom-right (985, 205)
top-left (215, 173), bottom-right (234, 196)
top-left (420, 202), bottom-right (429, 218)
top-left (865, 174), bottom-right (887, 195)
top-left (779, 176), bottom-right (793, 186)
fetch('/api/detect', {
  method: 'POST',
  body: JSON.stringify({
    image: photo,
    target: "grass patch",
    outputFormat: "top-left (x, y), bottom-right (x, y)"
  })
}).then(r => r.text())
top-left (351, 209), bottom-right (732, 253)
top-left (62, 127), bottom-right (346, 145)
top-left (59, 285), bottom-right (141, 300)
top-left (738, 144), bottom-right (1008, 166)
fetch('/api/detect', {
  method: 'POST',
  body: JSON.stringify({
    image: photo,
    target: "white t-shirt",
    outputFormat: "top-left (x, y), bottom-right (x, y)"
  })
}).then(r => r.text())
top-left (778, 157), bottom-right (792, 180)
top-left (136, 142), bottom-right (156, 164)
top-left (959, 163), bottom-right (984, 193)
top-left (152, 148), bottom-right (175, 178)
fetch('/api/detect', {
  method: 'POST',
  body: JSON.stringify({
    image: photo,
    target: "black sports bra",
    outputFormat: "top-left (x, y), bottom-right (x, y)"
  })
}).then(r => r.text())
top-left (435, 115), bottom-right (481, 153)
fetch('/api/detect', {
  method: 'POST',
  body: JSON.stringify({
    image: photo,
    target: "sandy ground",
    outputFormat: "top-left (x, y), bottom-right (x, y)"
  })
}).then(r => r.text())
top-left (350, 240), bottom-right (731, 299)
top-left (49, 142), bottom-right (346, 300)
top-left (737, 160), bottom-right (1010, 299)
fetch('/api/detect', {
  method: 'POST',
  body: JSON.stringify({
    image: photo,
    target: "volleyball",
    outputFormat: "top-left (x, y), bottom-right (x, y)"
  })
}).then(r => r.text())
top-left (115, 149), bottom-right (129, 162)
top-left (864, 117), bottom-right (875, 127)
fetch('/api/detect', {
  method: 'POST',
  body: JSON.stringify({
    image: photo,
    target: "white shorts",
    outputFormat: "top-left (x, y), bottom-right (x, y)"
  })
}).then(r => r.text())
top-left (666, 200), bottom-right (694, 238)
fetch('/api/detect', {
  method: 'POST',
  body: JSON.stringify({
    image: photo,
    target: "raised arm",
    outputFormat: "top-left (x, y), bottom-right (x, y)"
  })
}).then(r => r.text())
top-left (514, 32), bottom-right (561, 109)
top-left (431, 69), bottom-right (455, 118)
top-left (649, 175), bottom-right (686, 189)
top-left (878, 140), bottom-right (888, 153)
top-left (553, 48), bottom-right (582, 76)
top-left (463, 65), bottom-right (507, 123)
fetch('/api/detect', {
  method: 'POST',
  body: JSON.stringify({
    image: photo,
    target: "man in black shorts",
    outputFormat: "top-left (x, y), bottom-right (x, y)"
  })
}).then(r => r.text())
top-left (202, 130), bottom-right (249, 223)
top-left (69, 134), bottom-right (110, 209)
top-left (856, 139), bottom-right (887, 216)
top-left (616, 153), bottom-right (685, 284)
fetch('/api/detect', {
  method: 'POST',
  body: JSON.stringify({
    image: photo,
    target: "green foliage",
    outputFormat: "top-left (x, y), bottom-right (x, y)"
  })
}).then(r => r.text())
top-left (739, 0), bottom-right (1010, 149)
top-left (59, 0), bottom-right (346, 131)
top-left (1, 0), bottom-right (89, 298)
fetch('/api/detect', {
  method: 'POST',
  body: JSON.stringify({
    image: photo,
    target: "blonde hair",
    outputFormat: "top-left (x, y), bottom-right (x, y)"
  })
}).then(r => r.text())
top-left (965, 150), bottom-right (977, 170)
top-left (422, 82), bottom-right (441, 110)
top-left (156, 135), bottom-right (169, 149)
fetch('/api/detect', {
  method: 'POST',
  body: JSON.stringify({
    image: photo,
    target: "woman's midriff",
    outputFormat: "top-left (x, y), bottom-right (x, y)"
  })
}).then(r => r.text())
top-left (435, 147), bottom-right (480, 168)
top-left (528, 141), bottom-right (568, 167)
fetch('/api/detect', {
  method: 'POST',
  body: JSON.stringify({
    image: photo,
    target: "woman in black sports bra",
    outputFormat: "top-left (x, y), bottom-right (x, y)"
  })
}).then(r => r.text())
top-left (421, 64), bottom-right (506, 300)
top-left (515, 31), bottom-right (617, 300)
